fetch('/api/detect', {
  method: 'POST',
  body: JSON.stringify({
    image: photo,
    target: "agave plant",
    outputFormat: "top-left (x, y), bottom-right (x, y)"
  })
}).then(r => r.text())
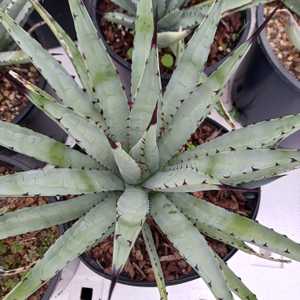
top-left (1, 0), bottom-right (300, 299)
top-left (0, 0), bottom-right (34, 67)
top-left (182, 0), bottom-right (300, 50)
top-left (104, 0), bottom-right (299, 53)
top-left (103, 0), bottom-right (300, 127)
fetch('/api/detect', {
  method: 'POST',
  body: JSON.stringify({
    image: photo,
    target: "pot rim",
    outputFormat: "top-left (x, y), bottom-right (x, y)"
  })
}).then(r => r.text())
top-left (79, 118), bottom-right (261, 288)
top-left (257, 5), bottom-right (300, 91)
top-left (86, 0), bottom-right (253, 77)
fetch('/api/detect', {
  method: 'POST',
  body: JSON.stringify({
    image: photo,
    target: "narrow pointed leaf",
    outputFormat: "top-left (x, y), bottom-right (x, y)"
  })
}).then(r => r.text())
top-left (131, 0), bottom-right (154, 98)
top-left (3, 0), bottom-right (30, 18)
top-left (286, 11), bottom-right (300, 51)
top-left (142, 223), bottom-right (168, 300)
top-left (111, 0), bottom-right (136, 15)
top-left (171, 193), bottom-right (290, 263)
top-left (0, 193), bottom-right (112, 239)
top-left (112, 143), bottom-right (142, 184)
top-left (283, 0), bottom-right (300, 16)
top-left (0, 0), bottom-right (33, 49)
top-left (157, 30), bottom-right (190, 48)
top-left (237, 176), bottom-right (285, 189)
top-left (0, 0), bottom-right (11, 9)
top-left (153, 0), bottom-right (167, 19)
top-left (198, 41), bottom-right (251, 129)
top-left (26, 88), bottom-right (114, 170)
top-left (3, 195), bottom-right (118, 300)
top-left (11, 74), bottom-right (115, 170)
top-left (171, 193), bottom-right (300, 261)
top-left (0, 9), bottom-right (103, 123)
top-left (205, 42), bottom-right (251, 92)
top-left (104, 12), bottom-right (135, 29)
top-left (0, 120), bottom-right (100, 170)
top-left (160, 0), bottom-right (221, 130)
top-left (171, 113), bottom-right (300, 164)
top-left (11, 1), bottom-right (32, 25)
top-left (151, 194), bottom-right (233, 300)
top-left (159, 84), bottom-right (217, 166)
top-left (167, 0), bottom-right (188, 12)
top-left (143, 124), bottom-right (160, 173)
top-left (0, 168), bottom-right (123, 197)
top-left (169, 149), bottom-right (300, 186)
top-left (179, 0), bottom-right (273, 29)
top-left (157, 8), bottom-right (183, 31)
top-left (69, 0), bottom-right (129, 145)
top-left (197, 221), bottom-right (288, 262)
top-left (0, 50), bottom-right (29, 66)
top-left (216, 256), bottom-right (257, 300)
top-left (215, 96), bottom-right (236, 129)
top-left (144, 169), bottom-right (219, 192)
top-left (160, 29), bottom-right (250, 143)
top-left (112, 186), bottom-right (148, 276)
top-left (129, 44), bottom-right (161, 146)
top-left (130, 123), bottom-right (160, 176)
top-left (169, 30), bottom-right (185, 64)
top-left (30, 0), bottom-right (91, 92)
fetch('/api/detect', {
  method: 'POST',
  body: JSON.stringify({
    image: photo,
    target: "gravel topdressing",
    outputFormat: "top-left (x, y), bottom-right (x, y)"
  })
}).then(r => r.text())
top-left (98, 0), bottom-right (246, 76)
top-left (265, 5), bottom-right (300, 81)
top-left (0, 64), bottom-right (39, 122)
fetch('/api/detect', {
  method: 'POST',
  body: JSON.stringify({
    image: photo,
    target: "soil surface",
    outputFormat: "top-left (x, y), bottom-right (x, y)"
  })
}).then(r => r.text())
top-left (0, 64), bottom-right (39, 122)
top-left (88, 120), bottom-right (257, 283)
top-left (265, 4), bottom-right (300, 81)
top-left (0, 164), bottom-right (59, 299)
top-left (97, 0), bottom-right (245, 76)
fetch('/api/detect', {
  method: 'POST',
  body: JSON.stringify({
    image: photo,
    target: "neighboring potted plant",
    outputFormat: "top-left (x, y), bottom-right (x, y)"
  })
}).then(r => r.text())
top-left (1, 1), bottom-right (300, 300)
top-left (231, 1), bottom-right (300, 147)
top-left (85, 0), bottom-right (253, 83)
top-left (0, 153), bottom-right (61, 300)
top-left (0, 1), bottom-right (68, 142)
top-left (0, 0), bottom-right (43, 124)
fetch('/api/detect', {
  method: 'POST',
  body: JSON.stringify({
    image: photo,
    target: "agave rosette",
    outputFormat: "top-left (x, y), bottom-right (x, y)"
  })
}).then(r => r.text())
top-left (104, 0), bottom-right (300, 56)
top-left (0, 1), bottom-right (300, 300)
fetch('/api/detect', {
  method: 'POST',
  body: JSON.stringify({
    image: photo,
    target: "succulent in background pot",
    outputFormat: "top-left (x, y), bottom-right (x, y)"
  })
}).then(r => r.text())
top-left (231, 1), bottom-right (300, 148)
top-left (86, 0), bottom-right (252, 82)
top-left (1, 1), bottom-right (300, 300)
top-left (0, 153), bottom-right (61, 300)
top-left (0, 0), bottom-right (48, 124)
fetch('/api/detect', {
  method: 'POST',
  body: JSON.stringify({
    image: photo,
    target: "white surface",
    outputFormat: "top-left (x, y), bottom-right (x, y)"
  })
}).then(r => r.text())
top-left (48, 45), bottom-right (300, 299)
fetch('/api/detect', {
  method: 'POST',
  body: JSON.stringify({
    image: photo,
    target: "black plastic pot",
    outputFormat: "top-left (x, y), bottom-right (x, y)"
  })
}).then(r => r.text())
top-left (79, 118), bottom-right (261, 288)
top-left (42, 274), bottom-right (61, 300)
top-left (1, 1), bottom-right (70, 142)
top-left (3, 21), bottom-right (47, 125)
top-left (19, 94), bottom-right (67, 144)
top-left (0, 153), bottom-right (61, 300)
top-left (27, 0), bottom-right (76, 49)
top-left (85, 0), bottom-right (252, 87)
top-left (231, 6), bottom-right (300, 149)
top-left (9, 2), bottom-right (70, 139)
